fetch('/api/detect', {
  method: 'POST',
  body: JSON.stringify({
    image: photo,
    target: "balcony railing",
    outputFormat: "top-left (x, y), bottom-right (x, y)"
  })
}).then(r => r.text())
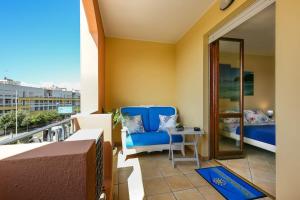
top-left (0, 117), bottom-right (77, 145)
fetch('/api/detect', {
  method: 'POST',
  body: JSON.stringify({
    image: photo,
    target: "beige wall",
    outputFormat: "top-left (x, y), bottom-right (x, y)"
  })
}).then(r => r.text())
top-left (220, 53), bottom-right (275, 112)
top-left (276, 0), bottom-right (300, 198)
top-left (245, 54), bottom-right (275, 111)
top-left (105, 38), bottom-right (176, 111)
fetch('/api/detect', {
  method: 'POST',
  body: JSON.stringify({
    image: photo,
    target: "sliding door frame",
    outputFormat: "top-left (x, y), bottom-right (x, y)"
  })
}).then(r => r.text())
top-left (210, 37), bottom-right (245, 159)
top-left (208, 0), bottom-right (275, 160)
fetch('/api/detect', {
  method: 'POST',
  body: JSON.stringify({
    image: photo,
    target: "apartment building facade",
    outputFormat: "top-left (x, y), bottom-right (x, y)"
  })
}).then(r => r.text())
top-left (0, 78), bottom-right (80, 116)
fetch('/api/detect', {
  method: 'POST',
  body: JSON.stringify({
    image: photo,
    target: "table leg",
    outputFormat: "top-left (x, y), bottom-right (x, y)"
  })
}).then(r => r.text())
top-left (169, 144), bottom-right (172, 160)
top-left (194, 135), bottom-right (200, 168)
top-left (169, 133), bottom-right (172, 160)
top-left (181, 134), bottom-right (185, 156)
top-left (171, 143), bottom-right (175, 168)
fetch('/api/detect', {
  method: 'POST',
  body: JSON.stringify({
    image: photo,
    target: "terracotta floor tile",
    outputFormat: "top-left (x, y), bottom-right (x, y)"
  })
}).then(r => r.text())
top-left (141, 166), bottom-right (162, 180)
top-left (113, 185), bottom-right (118, 200)
top-left (198, 185), bottom-right (225, 200)
top-left (146, 192), bottom-right (175, 200)
top-left (114, 146), bottom-right (276, 199)
top-left (176, 162), bottom-right (198, 174)
top-left (185, 173), bottom-right (209, 187)
top-left (205, 159), bottom-right (220, 166)
top-left (118, 169), bottom-right (133, 184)
top-left (249, 159), bottom-right (274, 170)
top-left (252, 180), bottom-right (276, 197)
top-left (165, 174), bottom-right (193, 191)
top-left (233, 168), bottom-right (252, 181)
top-left (173, 188), bottom-right (206, 200)
top-left (251, 169), bottom-right (275, 183)
top-left (157, 159), bottom-right (173, 168)
top-left (259, 197), bottom-right (273, 200)
top-left (118, 183), bottom-right (129, 200)
top-left (143, 177), bottom-right (170, 196)
top-left (140, 158), bottom-right (160, 169)
top-left (201, 160), bottom-right (217, 168)
top-left (114, 171), bottom-right (119, 185)
top-left (159, 165), bottom-right (182, 177)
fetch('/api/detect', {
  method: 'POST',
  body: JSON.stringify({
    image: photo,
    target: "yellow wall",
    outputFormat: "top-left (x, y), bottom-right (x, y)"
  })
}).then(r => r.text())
top-left (105, 38), bottom-right (176, 143)
top-left (220, 53), bottom-right (275, 112)
top-left (244, 54), bottom-right (275, 111)
top-left (103, 1), bottom-right (300, 197)
top-left (175, 0), bottom-right (255, 157)
top-left (105, 38), bottom-right (176, 110)
top-left (276, 0), bottom-right (300, 198)
top-left (175, 0), bottom-right (300, 197)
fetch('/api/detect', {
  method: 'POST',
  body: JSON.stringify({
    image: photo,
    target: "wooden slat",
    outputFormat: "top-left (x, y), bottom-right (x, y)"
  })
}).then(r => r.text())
top-left (219, 113), bottom-right (242, 118)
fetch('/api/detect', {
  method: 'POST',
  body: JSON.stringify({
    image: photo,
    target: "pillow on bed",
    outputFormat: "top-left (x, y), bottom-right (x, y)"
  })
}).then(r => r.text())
top-left (223, 110), bottom-right (248, 124)
top-left (223, 117), bottom-right (239, 124)
top-left (223, 122), bottom-right (240, 132)
top-left (244, 110), bottom-right (270, 124)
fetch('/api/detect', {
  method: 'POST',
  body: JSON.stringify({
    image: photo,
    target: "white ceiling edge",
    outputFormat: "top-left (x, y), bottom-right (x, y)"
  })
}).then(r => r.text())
top-left (99, 0), bottom-right (218, 44)
top-left (209, 0), bottom-right (275, 43)
top-left (105, 35), bottom-right (175, 44)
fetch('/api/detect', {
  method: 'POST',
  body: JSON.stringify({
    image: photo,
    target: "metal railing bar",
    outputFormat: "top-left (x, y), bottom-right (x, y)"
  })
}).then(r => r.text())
top-left (0, 117), bottom-right (75, 145)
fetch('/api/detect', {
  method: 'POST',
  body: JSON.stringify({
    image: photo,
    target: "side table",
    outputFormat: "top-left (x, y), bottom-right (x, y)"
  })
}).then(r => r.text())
top-left (168, 127), bottom-right (204, 168)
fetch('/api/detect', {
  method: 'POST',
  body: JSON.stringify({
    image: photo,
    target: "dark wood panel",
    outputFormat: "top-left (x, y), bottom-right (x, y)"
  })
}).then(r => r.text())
top-left (219, 113), bottom-right (242, 118)
top-left (209, 37), bottom-right (245, 159)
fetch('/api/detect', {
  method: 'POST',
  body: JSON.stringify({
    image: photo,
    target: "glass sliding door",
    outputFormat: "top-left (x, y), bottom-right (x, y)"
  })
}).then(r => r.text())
top-left (210, 38), bottom-right (245, 159)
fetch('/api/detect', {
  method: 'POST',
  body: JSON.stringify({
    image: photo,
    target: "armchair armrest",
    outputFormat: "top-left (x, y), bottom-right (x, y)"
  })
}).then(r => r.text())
top-left (121, 127), bottom-right (129, 154)
top-left (121, 127), bottom-right (129, 138)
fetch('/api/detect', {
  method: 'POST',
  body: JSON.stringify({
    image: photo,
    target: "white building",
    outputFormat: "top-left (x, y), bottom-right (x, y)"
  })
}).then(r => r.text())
top-left (0, 78), bottom-right (80, 116)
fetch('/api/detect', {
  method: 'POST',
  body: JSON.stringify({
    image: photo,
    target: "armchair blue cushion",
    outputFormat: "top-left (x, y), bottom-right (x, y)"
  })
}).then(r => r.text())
top-left (126, 131), bottom-right (183, 148)
top-left (149, 106), bottom-right (176, 131)
top-left (120, 107), bottom-right (150, 132)
top-left (121, 106), bottom-right (181, 149)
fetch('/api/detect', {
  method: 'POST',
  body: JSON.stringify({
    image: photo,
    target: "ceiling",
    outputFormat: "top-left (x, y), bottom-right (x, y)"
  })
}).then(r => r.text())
top-left (98, 0), bottom-right (214, 43)
top-left (224, 4), bottom-right (275, 56)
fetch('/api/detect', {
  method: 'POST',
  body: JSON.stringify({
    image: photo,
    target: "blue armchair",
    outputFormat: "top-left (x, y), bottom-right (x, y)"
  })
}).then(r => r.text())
top-left (120, 106), bottom-right (184, 156)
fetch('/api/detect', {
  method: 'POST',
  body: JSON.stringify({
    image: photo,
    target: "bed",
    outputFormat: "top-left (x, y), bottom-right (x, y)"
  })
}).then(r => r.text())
top-left (222, 110), bottom-right (276, 152)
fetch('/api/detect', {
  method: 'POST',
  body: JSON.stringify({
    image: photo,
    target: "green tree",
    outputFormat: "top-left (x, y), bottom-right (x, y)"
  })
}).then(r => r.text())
top-left (0, 112), bottom-right (14, 135)
top-left (0, 111), bottom-right (31, 134)
top-left (28, 110), bottom-right (62, 127)
top-left (21, 113), bottom-right (32, 132)
top-left (0, 110), bottom-right (63, 134)
top-left (30, 112), bottom-right (46, 126)
top-left (16, 110), bottom-right (28, 128)
top-left (43, 110), bottom-right (61, 122)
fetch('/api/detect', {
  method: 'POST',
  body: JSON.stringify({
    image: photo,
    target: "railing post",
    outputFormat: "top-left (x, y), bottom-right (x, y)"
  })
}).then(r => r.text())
top-left (61, 123), bottom-right (65, 141)
top-left (48, 128), bottom-right (52, 142)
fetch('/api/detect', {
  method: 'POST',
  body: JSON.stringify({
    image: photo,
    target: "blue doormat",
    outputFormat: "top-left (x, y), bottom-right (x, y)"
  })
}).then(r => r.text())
top-left (196, 166), bottom-right (266, 200)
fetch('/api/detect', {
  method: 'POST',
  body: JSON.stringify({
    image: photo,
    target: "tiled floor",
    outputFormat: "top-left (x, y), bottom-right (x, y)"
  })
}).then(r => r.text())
top-left (217, 145), bottom-right (276, 197)
top-left (113, 149), bottom-right (274, 200)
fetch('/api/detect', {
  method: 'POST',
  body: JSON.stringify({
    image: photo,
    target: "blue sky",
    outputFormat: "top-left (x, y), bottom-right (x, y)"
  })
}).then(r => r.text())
top-left (0, 0), bottom-right (80, 90)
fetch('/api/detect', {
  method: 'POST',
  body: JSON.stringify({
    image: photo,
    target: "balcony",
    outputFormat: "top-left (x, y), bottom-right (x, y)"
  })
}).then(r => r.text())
top-left (0, 0), bottom-right (299, 198)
